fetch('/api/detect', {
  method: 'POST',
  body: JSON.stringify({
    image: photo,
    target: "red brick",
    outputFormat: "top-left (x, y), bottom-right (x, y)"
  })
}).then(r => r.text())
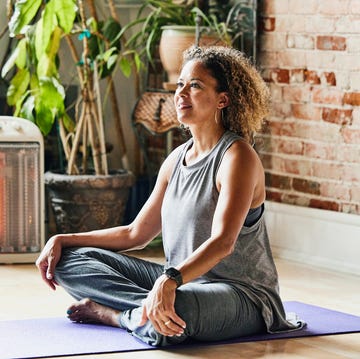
top-left (293, 178), bottom-right (320, 195)
top-left (291, 104), bottom-right (322, 120)
top-left (290, 69), bottom-right (305, 83)
top-left (277, 139), bottom-right (304, 155)
top-left (343, 92), bottom-right (360, 106)
top-left (287, 34), bottom-right (314, 49)
top-left (269, 83), bottom-right (283, 101)
top-left (277, 51), bottom-right (307, 67)
top-left (281, 193), bottom-right (310, 207)
top-left (260, 16), bottom-right (276, 32)
top-left (265, 173), bottom-right (291, 189)
top-left (320, 182), bottom-right (351, 201)
top-left (312, 162), bottom-right (344, 181)
top-left (322, 108), bottom-right (353, 125)
top-left (312, 88), bottom-right (343, 105)
top-left (343, 164), bottom-right (360, 182)
top-left (341, 128), bottom-right (360, 144)
top-left (305, 70), bottom-right (321, 84)
top-left (321, 72), bottom-right (336, 86)
top-left (284, 158), bottom-right (312, 176)
top-left (261, 69), bottom-right (272, 83)
top-left (265, 190), bottom-right (282, 203)
top-left (316, 36), bottom-right (347, 51)
top-left (269, 155), bottom-right (285, 172)
top-left (266, 120), bottom-right (283, 136)
top-left (270, 102), bottom-right (292, 117)
top-left (309, 199), bottom-right (340, 211)
top-left (283, 85), bottom-right (311, 103)
top-left (266, 189), bottom-right (310, 207)
top-left (336, 144), bottom-right (360, 163)
top-left (271, 69), bottom-right (290, 83)
top-left (304, 142), bottom-right (337, 160)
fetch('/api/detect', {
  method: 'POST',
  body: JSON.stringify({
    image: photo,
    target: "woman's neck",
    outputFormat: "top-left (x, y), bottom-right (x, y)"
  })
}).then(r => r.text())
top-left (185, 126), bottom-right (225, 165)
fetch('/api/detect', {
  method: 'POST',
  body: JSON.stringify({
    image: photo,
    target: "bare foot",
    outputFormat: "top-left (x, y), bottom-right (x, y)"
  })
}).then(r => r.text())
top-left (67, 298), bottom-right (121, 327)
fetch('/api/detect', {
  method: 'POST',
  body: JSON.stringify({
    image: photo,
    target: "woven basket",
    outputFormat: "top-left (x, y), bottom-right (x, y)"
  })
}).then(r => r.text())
top-left (132, 92), bottom-right (179, 134)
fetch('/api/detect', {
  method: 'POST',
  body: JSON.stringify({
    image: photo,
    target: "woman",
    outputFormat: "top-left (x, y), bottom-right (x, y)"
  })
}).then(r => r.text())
top-left (36, 46), bottom-right (303, 346)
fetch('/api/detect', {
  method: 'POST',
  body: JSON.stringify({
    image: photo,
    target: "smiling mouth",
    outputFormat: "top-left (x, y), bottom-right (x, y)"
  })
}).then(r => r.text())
top-left (177, 103), bottom-right (192, 110)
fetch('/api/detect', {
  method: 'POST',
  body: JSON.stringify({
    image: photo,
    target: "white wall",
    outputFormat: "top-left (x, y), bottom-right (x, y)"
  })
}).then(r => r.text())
top-left (266, 201), bottom-right (360, 276)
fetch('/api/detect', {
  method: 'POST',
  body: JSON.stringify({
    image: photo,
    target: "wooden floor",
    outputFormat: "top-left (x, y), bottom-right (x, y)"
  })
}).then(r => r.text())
top-left (1, 246), bottom-right (359, 359)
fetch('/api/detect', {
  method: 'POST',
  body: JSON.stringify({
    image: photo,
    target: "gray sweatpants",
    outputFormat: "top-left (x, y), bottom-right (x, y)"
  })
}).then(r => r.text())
top-left (55, 247), bottom-right (266, 346)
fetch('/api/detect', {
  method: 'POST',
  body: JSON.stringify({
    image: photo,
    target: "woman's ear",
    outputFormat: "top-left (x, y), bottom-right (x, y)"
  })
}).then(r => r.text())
top-left (218, 93), bottom-right (230, 109)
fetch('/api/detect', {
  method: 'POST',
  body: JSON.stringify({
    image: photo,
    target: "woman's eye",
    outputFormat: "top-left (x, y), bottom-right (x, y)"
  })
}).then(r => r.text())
top-left (190, 82), bottom-right (200, 88)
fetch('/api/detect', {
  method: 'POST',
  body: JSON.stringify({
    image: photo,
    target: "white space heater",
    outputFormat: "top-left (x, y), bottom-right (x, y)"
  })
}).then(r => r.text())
top-left (0, 116), bottom-right (44, 263)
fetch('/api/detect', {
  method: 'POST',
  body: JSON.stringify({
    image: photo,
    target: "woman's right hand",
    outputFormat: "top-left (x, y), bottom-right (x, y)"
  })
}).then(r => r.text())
top-left (35, 235), bottom-right (62, 290)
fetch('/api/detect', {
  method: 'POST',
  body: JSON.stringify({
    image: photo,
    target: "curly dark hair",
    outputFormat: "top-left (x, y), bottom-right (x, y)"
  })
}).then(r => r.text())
top-left (182, 46), bottom-right (270, 143)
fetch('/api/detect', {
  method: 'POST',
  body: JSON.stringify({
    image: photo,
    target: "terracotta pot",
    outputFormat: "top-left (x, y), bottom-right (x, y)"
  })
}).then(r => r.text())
top-left (159, 26), bottom-right (222, 87)
top-left (45, 170), bottom-right (135, 233)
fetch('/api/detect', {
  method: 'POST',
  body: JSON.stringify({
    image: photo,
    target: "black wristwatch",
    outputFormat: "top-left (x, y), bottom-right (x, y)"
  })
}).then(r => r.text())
top-left (163, 267), bottom-right (183, 288)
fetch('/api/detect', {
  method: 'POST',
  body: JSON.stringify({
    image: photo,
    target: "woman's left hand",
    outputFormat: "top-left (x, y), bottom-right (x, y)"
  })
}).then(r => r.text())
top-left (139, 276), bottom-right (186, 336)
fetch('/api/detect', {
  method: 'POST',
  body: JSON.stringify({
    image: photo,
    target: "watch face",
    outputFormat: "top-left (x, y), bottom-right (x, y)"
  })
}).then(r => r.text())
top-left (166, 268), bottom-right (179, 277)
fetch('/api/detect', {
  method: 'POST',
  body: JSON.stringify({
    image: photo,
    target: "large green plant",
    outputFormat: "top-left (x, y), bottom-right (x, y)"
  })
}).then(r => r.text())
top-left (118, 0), bottom-right (253, 70)
top-left (2, 0), bottom-right (133, 175)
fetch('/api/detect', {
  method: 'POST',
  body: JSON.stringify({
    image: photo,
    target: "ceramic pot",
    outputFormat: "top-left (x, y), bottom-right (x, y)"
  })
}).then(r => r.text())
top-left (45, 170), bottom-right (135, 233)
top-left (159, 26), bottom-right (222, 87)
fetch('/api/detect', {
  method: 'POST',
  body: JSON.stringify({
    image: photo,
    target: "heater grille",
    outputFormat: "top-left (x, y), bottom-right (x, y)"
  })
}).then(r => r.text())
top-left (0, 143), bottom-right (41, 253)
top-left (0, 116), bottom-right (44, 262)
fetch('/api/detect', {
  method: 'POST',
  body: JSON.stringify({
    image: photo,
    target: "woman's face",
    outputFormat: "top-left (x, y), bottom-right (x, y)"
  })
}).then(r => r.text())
top-left (174, 60), bottom-right (228, 128)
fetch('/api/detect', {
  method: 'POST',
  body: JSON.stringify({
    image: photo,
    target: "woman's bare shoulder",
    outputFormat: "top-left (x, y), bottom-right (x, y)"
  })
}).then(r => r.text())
top-left (225, 138), bottom-right (261, 164)
top-left (158, 142), bottom-right (187, 182)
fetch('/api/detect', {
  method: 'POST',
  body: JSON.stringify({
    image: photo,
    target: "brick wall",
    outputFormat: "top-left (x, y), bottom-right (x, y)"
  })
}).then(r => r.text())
top-left (257, 0), bottom-right (360, 214)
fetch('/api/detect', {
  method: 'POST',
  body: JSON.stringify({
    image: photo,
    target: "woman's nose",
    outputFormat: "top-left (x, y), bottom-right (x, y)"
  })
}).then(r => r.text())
top-left (177, 84), bottom-right (188, 96)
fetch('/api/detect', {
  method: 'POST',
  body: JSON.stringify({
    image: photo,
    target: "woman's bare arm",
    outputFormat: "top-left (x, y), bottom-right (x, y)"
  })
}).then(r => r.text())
top-left (36, 146), bottom-right (181, 288)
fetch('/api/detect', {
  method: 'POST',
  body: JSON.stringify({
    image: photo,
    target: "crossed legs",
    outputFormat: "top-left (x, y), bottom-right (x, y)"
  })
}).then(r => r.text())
top-left (55, 247), bottom-right (265, 346)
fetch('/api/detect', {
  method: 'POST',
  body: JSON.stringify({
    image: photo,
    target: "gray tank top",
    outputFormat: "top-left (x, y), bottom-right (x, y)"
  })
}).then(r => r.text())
top-left (161, 131), bottom-right (303, 333)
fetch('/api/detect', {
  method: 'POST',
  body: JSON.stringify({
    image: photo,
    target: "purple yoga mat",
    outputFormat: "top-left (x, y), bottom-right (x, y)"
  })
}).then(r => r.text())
top-left (1, 301), bottom-right (359, 359)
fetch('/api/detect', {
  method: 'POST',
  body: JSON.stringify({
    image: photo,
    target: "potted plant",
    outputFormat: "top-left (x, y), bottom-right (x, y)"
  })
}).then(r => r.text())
top-left (118, 0), bottom-right (255, 87)
top-left (1, 0), bottom-right (135, 234)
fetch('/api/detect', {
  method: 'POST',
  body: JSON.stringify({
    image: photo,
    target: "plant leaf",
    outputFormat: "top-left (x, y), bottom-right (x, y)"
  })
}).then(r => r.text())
top-left (35, 1), bottom-right (58, 60)
top-left (119, 57), bottom-right (131, 78)
top-left (19, 95), bottom-right (35, 123)
top-left (8, 0), bottom-right (42, 36)
top-left (37, 54), bottom-right (55, 77)
top-left (36, 106), bottom-right (55, 135)
top-left (107, 54), bottom-right (118, 71)
top-left (36, 26), bottom-right (62, 77)
top-left (62, 112), bottom-right (75, 133)
top-left (15, 38), bottom-right (28, 69)
top-left (134, 53), bottom-right (142, 73)
top-left (1, 46), bottom-right (19, 78)
top-left (35, 77), bottom-right (65, 135)
top-left (53, 0), bottom-right (77, 34)
top-left (1, 38), bottom-right (27, 77)
top-left (7, 68), bottom-right (30, 105)
top-left (103, 17), bottom-right (122, 50)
